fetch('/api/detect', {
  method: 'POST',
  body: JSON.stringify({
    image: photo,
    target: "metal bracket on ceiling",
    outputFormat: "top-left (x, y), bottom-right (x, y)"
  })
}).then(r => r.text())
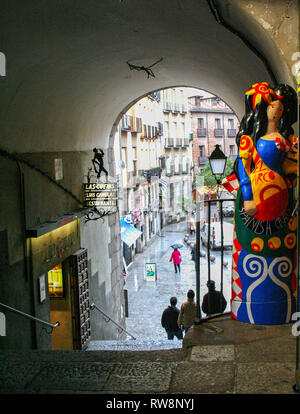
top-left (126, 57), bottom-right (163, 79)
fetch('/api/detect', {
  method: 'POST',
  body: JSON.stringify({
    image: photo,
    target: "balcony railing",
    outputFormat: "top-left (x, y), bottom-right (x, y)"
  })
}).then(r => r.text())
top-left (189, 198), bottom-right (235, 322)
top-left (197, 128), bottom-right (207, 137)
top-left (173, 103), bottom-right (181, 113)
top-left (158, 122), bottom-right (163, 136)
top-left (214, 128), bottom-right (224, 137)
top-left (182, 164), bottom-right (189, 174)
top-left (165, 138), bottom-right (174, 147)
top-left (166, 165), bottom-right (174, 176)
top-left (181, 105), bottom-right (187, 113)
top-left (175, 138), bottom-right (182, 147)
top-left (121, 115), bottom-right (131, 131)
top-left (174, 164), bottom-right (181, 174)
top-left (131, 117), bottom-right (142, 133)
top-left (227, 128), bottom-right (236, 137)
top-left (183, 138), bottom-right (189, 147)
top-left (163, 102), bottom-right (172, 112)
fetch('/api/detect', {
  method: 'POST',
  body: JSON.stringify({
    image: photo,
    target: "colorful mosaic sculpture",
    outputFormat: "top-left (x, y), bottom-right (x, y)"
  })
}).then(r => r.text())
top-left (223, 82), bottom-right (298, 325)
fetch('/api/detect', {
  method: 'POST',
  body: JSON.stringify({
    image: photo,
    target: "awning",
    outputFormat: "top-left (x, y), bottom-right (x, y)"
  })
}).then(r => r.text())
top-left (120, 219), bottom-right (142, 247)
top-left (159, 178), bottom-right (168, 187)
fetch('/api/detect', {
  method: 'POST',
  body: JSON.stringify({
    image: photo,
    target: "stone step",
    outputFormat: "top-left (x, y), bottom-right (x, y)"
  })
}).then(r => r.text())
top-left (87, 338), bottom-right (183, 351)
top-left (0, 341), bottom-right (297, 394)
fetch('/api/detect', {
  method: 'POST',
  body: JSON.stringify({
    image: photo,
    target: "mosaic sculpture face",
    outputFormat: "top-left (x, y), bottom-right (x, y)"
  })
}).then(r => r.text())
top-left (223, 82), bottom-right (298, 325)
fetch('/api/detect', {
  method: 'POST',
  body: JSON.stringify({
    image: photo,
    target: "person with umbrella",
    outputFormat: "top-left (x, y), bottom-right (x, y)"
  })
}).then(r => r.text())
top-left (169, 243), bottom-right (182, 273)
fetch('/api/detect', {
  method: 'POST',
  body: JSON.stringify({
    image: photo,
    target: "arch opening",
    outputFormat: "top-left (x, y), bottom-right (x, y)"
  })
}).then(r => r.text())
top-left (108, 85), bottom-right (239, 344)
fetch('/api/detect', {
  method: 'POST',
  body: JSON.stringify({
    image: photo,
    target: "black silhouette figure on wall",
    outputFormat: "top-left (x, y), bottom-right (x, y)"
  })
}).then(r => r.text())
top-left (92, 148), bottom-right (108, 179)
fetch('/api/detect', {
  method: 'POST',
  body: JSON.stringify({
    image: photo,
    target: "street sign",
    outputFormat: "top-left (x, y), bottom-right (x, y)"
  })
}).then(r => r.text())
top-left (83, 182), bottom-right (118, 208)
top-left (144, 263), bottom-right (157, 281)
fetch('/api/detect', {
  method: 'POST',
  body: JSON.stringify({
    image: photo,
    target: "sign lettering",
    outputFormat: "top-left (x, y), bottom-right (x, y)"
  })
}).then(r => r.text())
top-left (83, 181), bottom-right (118, 209)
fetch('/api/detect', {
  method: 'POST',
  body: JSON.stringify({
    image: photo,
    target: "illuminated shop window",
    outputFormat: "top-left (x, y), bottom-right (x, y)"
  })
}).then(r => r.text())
top-left (48, 264), bottom-right (64, 298)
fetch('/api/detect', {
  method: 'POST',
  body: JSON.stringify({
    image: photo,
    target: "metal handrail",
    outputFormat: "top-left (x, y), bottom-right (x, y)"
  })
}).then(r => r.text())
top-left (90, 302), bottom-right (136, 340)
top-left (0, 302), bottom-right (60, 331)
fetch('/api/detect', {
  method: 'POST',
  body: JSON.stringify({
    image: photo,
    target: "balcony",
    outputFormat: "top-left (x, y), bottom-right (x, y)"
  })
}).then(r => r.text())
top-left (148, 91), bottom-right (161, 102)
top-left (159, 157), bottom-right (166, 169)
top-left (164, 138), bottom-right (174, 147)
top-left (175, 138), bottom-right (182, 147)
top-left (183, 138), bottom-right (189, 147)
top-left (182, 164), bottom-right (189, 174)
top-left (173, 103), bottom-right (181, 113)
top-left (130, 117), bottom-right (142, 133)
top-left (158, 122), bottom-right (163, 136)
top-left (166, 165), bottom-right (174, 176)
top-left (163, 102), bottom-right (172, 112)
top-left (121, 115), bottom-right (131, 131)
top-left (198, 156), bottom-right (208, 166)
top-left (214, 128), bottom-right (224, 137)
top-left (174, 164), bottom-right (181, 175)
top-left (227, 128), bottom-right (236, 137)
top-left (197, 128), bottom-right (207, 137)
top-left (181, 105), bottom-right (187, 114)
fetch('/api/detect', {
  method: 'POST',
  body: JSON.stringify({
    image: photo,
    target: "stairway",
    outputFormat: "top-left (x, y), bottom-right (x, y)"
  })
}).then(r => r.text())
top-left (0, 318), bottom-right (298, 395)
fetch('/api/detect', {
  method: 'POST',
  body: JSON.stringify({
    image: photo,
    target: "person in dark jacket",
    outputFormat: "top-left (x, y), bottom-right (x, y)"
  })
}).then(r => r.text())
top-left (161, 297), bottom-right (183, 340)
top-left (201, 280), bottom-right (227, 316)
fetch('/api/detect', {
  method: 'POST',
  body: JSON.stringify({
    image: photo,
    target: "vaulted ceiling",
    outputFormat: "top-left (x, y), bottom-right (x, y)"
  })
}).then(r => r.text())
top-left (0, 0), bottom-right (291, 153)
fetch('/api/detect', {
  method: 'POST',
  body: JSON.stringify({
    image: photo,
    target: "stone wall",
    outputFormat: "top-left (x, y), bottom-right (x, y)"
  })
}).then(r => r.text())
top-left (233, 0), bottom-right (299, 85)
top-left (0, 149), bottom-right (125, 349)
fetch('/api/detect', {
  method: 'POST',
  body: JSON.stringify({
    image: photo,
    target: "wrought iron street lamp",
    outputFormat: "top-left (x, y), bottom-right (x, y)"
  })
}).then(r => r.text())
top-left (208, 144), bottom-right (227, 184)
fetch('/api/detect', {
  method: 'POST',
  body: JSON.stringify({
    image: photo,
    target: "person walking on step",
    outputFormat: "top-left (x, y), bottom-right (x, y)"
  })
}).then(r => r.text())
top-left (201, 280), bottom-right (227, 317)
top-left (161, 297), bottom-right (183, 340)
top-left (178, 289), bottom-right (197, 334)
top-left (169, 247), bottom-right (181, 273)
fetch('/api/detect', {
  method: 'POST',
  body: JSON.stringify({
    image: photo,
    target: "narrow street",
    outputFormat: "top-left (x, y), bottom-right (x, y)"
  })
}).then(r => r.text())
top-left (124, 220), bottom-right (233, 342)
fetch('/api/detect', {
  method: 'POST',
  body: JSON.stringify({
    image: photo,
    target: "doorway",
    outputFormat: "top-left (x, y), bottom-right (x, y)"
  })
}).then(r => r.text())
top-left (49, 248), bottom-right (91, 350)
top-left (49, 261), bottom-right (73, 350)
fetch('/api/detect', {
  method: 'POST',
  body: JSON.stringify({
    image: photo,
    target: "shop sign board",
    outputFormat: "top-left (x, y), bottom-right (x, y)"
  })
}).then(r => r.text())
top-left (83, 182), bottom-right (118, 208)
top-left (144, 263), bottom-right (157, 281)
top-left (29, 220), bottom-right (80, 277)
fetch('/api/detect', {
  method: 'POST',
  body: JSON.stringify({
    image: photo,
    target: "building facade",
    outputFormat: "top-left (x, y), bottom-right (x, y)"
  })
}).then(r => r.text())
top-left (114, 88), bottom-right (194, 266)
top-left (161, 88), bottom-right (193, 224)
top-left (114, 92), bottom-right (164, 266)
top-left (189, 93), bottom-right (240, 173)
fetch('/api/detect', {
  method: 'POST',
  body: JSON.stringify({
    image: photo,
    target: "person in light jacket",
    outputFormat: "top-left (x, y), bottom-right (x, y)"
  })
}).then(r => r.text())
top-left (178, 289), bottom-right (197, 334)
top-left (169, 248), bottom-right (181, 273)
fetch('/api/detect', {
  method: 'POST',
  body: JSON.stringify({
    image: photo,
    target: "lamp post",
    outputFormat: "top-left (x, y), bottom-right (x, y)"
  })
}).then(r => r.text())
top-left (193, 146), bottom-right (227, 328)
top-left (208, 144), bottom-right (227, 314)
top-left (208, 144), bottom-right (227, 186)
top-left (208, 143), bottom-right (227, 216)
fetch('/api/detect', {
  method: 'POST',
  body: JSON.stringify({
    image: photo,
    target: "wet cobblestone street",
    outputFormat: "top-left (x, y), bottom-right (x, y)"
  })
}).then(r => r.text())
top-left (124, 220), bottom-right (233, 342)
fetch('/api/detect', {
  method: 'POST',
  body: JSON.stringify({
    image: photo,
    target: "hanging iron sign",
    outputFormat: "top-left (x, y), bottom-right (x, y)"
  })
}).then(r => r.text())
top-left (83, 182), bottom-right (118, 207)
top-left (82, 149), bottom-right (119, 222)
